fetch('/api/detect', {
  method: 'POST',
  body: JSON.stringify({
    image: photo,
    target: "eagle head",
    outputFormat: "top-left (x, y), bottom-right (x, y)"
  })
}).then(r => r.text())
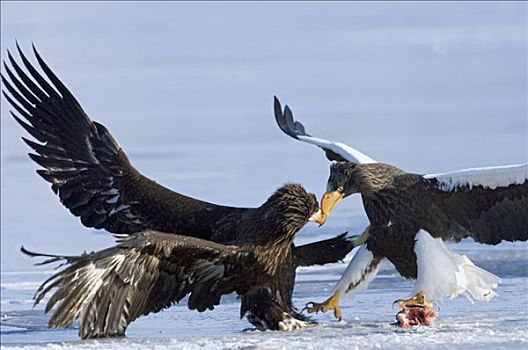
top-left (315, 162), bottom-right (403, 225)
top-left (259, 183), bottom-right (320, 241)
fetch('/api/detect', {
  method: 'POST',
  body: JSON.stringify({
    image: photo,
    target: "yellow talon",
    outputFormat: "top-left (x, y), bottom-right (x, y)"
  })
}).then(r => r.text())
top-left (394, 290), bottom-right (433, 309)
top-left (305, 292), bottom-right (342, 320)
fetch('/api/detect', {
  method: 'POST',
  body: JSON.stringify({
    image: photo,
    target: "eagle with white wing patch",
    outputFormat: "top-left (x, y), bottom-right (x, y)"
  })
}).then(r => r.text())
top-left (274, 96), bottom-right (528, 324)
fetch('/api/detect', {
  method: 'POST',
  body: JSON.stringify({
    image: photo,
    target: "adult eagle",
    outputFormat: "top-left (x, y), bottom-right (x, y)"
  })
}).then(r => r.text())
top-left (0, 46), bottom-right (357, 338)
top-left (274, 96), bottom-right (528, 320)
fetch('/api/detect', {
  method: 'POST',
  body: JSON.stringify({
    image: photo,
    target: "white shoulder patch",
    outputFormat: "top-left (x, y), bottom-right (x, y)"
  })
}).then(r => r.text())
top-left (413, 230), bottom-right (500, 302)
top-left (333, 245), bottom-right (385, 295)
top-left (297, 135), bottom-right (377, 164)
top-left (424, 163), bottom-right (527, 191)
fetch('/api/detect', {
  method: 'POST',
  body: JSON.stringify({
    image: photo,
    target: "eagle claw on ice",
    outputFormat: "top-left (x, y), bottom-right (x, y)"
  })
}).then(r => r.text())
top-left (303, 293), bottom-right (343, 321)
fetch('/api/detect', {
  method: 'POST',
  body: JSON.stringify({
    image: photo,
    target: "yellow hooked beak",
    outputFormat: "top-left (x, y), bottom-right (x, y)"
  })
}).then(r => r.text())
top-left (312, 191), bottom-right (344, 226)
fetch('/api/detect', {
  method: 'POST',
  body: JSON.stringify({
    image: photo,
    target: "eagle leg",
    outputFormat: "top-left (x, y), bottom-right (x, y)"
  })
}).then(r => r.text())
top-left (304, 292), bottom-right (342, 320)
top-left (242, 287), bottom-right (315, 331)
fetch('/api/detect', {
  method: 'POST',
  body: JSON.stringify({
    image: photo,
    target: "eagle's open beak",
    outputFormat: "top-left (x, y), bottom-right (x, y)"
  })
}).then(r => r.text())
top-left (317, 191), bottom-right (344, 225)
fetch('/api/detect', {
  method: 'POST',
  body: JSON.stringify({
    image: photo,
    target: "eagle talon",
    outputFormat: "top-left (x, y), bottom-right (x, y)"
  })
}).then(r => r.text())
top-left (304, 293), bottom-right (342, 320)
top-left (394, 290), bottom-right (433, 309)
top-left (303, 301), bottom-right (323, 314)
top-left (302, 302), bottom-right (316, 314)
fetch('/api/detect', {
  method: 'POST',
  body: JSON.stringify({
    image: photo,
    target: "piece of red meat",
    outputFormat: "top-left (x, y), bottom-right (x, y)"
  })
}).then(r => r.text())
top-left (395, 305), bottom-right (438, 328)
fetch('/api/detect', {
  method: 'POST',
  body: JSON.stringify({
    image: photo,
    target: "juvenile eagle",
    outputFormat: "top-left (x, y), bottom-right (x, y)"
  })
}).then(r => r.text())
top-left (274, 96), bottom-right (528, 320)
top-left (0, 46), bottom-right (356, 338)
top-left (21, 184), bottom-right (327, 338)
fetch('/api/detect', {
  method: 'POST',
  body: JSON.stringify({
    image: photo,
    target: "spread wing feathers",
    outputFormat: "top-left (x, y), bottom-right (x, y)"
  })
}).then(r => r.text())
top-left (1, 45), bottom-right (220, 236)
top-left (273, 96), bottom-right (376, 164)
top-left (293, 232), bottom-right (355, 266)
top-left (406, 164), bottom-right (527, 245)
top-left (22, 230), bottom-right (254, 339)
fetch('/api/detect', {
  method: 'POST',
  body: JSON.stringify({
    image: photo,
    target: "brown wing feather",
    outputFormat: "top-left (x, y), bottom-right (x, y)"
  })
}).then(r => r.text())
top-left (23, 230), bottom-right (254, 338)
top-left (2, 45), bottom-right (235, 236)
top-left (293, 232), bottom-right (355, 266)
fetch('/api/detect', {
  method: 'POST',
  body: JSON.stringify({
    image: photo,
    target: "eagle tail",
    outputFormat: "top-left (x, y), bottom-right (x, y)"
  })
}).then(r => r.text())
top-left (413, 230), bottom-right (500, 302)
top-left (452, 255), bottom-right (501, 302)
top-left (22, 245), bottom-right (136, 338)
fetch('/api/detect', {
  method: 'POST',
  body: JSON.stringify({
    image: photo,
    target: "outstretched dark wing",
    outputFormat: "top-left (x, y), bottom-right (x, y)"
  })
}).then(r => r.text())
top-left (23, 230), bottom-right (255, 338)
top-left (2, 45), bottom-right (232, 236)
top-left (399, 164), bottom-right (528, 244)
top-left (294, 232), bottom-right (355, 267)
top-left (273, 96), bottom-right (376, 164)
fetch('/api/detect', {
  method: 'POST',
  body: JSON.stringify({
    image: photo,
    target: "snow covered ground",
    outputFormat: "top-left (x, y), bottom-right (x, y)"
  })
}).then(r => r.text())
top-left (2, 241), bottom-right (527, 349)
top-left (1, 1), bottom-right (527, 349)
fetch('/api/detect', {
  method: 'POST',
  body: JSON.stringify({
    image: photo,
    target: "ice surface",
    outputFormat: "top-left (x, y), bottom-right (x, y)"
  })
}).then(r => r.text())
top-left (1, 1), bottom-right (527, 349)
top-left (1, 245), bottom-right (527, 349)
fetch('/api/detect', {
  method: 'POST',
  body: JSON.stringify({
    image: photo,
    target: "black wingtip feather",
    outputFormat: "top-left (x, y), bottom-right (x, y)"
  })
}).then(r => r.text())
top-left (283, 105), bottom-right (296, 132)
top-left (20, 245), bottom-right (54, 259)
top-left (273, 95), bottom-right (298, 140)
top-left (31, 44), bottom-right (73, 101)
top-left (21, 137), bottom-right (44, 153)
top-left (1, 70), bottom-right (35, 113)
top-left (21, 246), bottom-right (77, 267)
top-left (5, 53), bottom-right (43, 104)
top-left (10, 112), bottom-right (48, 143)
top-left (2, 45), bottom-right (147, 236)
top-left (21, 245), bottom-right (39, 257)
top-left (17, 43), bottom-right (60, 99)
top-left (273, 96), bottom-right (311, 140)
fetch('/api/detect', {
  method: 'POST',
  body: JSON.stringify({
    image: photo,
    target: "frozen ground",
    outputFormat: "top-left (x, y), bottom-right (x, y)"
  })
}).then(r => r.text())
top-left (1, 1), bottom-right (527, 349)
top-left (1, 241), bottom-right (527, 349)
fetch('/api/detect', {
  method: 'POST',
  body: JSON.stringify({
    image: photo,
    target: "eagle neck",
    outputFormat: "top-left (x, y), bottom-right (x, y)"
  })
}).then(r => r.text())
top-left (255, 232), bottom-right (296, 275)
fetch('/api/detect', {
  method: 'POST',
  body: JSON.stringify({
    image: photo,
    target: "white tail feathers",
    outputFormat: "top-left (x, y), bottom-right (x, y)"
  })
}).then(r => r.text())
top-left (413, 230), bottom-right (500, 302)
top-left (454, 255), bottom-right (500, 302)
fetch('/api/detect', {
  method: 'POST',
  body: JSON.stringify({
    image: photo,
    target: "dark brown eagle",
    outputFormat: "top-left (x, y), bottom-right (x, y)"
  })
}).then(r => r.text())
top-left (0, 46), bottom-right (357, 338)
top-left (274, 96), bottom-right (528, 321)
